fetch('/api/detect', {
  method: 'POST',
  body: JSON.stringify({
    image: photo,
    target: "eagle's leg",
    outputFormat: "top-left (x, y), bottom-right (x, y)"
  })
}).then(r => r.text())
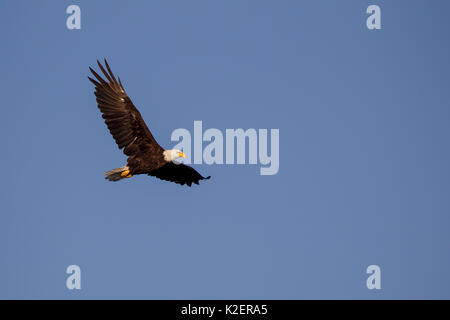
top-left (121, 170), bottom-right (133, 178)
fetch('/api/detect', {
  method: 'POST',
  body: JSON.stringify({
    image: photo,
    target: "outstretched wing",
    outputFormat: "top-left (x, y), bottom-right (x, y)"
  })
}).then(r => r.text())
top-left (149, 162), bottom-right (211, 187)
top-left (88, 59), bottom-right (163, 156)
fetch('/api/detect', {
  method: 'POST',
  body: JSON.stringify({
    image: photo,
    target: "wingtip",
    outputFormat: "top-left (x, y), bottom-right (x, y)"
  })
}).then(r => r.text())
top-left (87, 75), bottom-right (100, 86)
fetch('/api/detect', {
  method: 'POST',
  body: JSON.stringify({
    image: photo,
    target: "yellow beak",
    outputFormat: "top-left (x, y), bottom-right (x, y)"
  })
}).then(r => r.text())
top-left (179, 152), bottom-right (186, 158)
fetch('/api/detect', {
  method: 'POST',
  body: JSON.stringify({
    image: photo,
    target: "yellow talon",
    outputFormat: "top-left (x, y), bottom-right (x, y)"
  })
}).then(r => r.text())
top-left (121, 170), bottom-right (131, 177)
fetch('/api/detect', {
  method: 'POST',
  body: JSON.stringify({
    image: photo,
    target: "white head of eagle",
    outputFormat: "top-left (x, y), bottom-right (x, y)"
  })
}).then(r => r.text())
top-left (163, 149), bottom-right (186, 162)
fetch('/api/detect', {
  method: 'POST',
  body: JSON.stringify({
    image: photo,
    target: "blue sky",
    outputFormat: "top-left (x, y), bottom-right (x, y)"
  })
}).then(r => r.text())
top-left (1, 0), bottom-right (450, 299)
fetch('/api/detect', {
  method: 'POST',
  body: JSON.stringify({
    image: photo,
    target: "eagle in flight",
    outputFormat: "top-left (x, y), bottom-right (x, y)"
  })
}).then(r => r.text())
top-left (88, 59), bottom-right (210, 187)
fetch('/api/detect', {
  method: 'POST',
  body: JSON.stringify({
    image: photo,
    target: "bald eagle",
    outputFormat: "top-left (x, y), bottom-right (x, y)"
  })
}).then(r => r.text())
top-left (88, 60), bottom-right (210, 187)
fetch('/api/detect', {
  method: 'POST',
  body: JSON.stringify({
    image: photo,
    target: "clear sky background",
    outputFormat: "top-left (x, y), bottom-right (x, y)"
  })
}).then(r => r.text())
top-left (1, 0), bottom-right (450, 299)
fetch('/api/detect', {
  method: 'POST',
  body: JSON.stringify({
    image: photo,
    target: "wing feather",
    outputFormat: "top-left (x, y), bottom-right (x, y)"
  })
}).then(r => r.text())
top-left (149, 162), bottom-right (211, 187)
top-left (89, 59), bottom-right (163, 156)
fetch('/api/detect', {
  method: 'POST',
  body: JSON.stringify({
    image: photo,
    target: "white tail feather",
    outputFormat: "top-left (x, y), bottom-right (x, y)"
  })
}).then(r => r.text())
top-left (105, 166), bottom-right (129, 182)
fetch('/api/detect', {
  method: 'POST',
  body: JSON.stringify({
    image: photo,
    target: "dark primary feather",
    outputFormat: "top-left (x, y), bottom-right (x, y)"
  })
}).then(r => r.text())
top-left (149, 162), bottom-right (211, 187)
top-left (88, 59), bottom-right (162, 156)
